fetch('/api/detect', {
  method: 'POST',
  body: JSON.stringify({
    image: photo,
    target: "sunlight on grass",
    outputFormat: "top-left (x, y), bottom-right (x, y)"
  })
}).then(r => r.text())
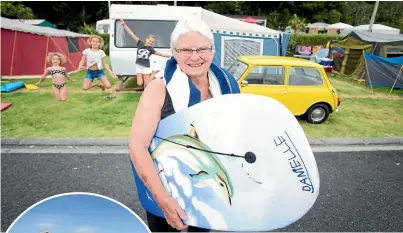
top-left (1, 92), bottom-right (141, 138)
top-left (300, 98), bottom-right (403, 138)
top-left (2, 70), bottom-right (403, 138)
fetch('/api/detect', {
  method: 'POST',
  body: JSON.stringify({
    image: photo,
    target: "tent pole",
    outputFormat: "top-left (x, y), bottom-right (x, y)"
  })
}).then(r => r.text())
top-left (388, 65), bottom-right (403, 97)
top-left (44, 36), bottom-right (50, 71)
top-left (363, 51), bottom-right (374, 93)
top-left (10, 31), bottom-right (18, 76)
top-left (368, 1), bottom-right (379, 33)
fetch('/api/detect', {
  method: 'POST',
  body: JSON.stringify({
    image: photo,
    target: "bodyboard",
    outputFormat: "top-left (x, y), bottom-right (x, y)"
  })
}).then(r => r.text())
top-left (25, 84), bottom-right (40, 90)
top-left (1, 81), bottom-right (25, 93)
top-left (133, 93), bottom-right (320, 231)
top-left (1, 102), bottom-right (12, 111)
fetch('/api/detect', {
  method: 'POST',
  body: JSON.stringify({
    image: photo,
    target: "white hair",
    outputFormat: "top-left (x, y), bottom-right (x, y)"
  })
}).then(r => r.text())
top-left (170, 19), bottom-right (215, 54)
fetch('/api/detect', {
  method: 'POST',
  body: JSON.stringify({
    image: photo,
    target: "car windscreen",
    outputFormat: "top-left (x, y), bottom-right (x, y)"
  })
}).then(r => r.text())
top-left (114, 20), bottom-right (177, 49)
top-left (227, 60), bottom-right (248, 81)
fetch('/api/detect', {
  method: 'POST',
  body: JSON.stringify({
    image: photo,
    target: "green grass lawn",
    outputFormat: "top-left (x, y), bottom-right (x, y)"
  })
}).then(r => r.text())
top-left (1, 71), bottom-right (403, 138)
top-left (300, 98), bottom-right (403, 138)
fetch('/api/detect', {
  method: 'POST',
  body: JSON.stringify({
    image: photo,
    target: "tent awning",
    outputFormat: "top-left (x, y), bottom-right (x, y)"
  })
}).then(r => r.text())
top-left (349, 31), bottom-right (403, 43)
top-left (201, 9), bottom-right (280, 37)
top-left (1, 17), bottom-right (88, 37)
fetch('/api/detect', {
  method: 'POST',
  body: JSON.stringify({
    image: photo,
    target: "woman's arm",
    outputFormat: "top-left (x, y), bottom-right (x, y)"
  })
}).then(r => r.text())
top-left (129, 79), bottom-right (188, 230)
top-left (129, 79), bottom-right (168, 201)
top-left (35, 68), bottom-right (50, 85)
top-left (120, 19), bottom-right (140, 42)
top-left (155, 51), bottom-right (171, 58)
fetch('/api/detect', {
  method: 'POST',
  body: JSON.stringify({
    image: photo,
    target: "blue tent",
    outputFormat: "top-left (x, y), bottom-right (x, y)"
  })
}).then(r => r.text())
top-left (200, 9), bottom-right (290, 69)
top-left (363, 51), bottom-right (403, 90)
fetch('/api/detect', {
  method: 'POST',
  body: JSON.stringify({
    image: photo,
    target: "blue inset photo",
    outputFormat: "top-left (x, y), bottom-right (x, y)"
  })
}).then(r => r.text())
top-left (6, 192), bottom-right (151, 233)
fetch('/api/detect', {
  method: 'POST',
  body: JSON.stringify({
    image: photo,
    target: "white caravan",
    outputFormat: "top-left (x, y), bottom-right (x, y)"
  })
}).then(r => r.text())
top-left (109, 4), bottom-right (201, 77)
top-left (109, 4), bottom-right (283, 77)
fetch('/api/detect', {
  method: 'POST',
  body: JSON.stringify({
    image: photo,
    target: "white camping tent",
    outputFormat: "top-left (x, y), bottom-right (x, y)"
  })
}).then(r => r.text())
top-left (110, 4), bottom-right (290, 75)
top-left (327, 22), bottom-right (354, 29)
top-left (327, 22), bottom-right (355, 35)
top-left (353, 24), bottom-right (400, 35)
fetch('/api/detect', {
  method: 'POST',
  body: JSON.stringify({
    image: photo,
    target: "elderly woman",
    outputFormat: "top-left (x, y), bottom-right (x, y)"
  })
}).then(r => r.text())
top-left (129, 19), bottom-right (240, 232)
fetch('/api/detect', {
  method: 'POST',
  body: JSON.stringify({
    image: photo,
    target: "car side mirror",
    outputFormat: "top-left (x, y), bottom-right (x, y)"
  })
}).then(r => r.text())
top-left (241, 80), bottom-right (248, 87)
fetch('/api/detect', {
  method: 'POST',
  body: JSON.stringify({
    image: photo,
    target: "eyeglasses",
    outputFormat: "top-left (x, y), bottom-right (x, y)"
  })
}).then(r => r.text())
top-left (175, 47), bottom-right (213, 57)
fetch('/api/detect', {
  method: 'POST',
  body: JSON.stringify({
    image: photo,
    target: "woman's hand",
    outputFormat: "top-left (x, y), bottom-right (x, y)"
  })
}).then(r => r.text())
top-left (120, 19), bottom-right (125, 26)
top-left (158, 195), bottom-right (189, 230)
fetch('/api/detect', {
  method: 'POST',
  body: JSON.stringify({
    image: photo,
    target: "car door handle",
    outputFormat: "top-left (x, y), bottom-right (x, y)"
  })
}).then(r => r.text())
top-left (279, 91), bottom-right (287, 94)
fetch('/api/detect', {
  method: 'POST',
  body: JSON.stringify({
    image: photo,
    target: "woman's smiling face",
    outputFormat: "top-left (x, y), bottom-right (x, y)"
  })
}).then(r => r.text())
top-left (174, 31), bottom-right (214, 78)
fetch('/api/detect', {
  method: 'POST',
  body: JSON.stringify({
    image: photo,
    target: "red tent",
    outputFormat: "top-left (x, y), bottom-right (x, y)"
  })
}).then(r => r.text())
top-left (1, 17), bottom-right (89, 77)
top-left (241, 17), bottom-right (263, 24)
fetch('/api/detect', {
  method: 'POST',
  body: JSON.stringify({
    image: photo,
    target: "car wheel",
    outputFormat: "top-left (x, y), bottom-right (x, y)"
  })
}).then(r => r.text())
top-left (306, 103), bottom-right (330, 124)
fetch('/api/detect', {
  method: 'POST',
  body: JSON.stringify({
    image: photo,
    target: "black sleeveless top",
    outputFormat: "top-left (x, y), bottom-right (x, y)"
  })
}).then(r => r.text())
top-left (161, 88), bottom-right (176, 120)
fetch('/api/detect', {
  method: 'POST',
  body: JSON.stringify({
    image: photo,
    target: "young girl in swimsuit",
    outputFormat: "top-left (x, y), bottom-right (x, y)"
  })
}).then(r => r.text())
top-left (120, 19), bottom-right (170, 89)
top-left (36, 52), bottom-right (76, 101)
top-left (79, 35), bottom-right (118, 91)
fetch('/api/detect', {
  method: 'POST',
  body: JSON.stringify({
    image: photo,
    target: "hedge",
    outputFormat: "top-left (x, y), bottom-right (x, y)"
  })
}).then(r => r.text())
top-left (287, 34), bottom-right (344, 48)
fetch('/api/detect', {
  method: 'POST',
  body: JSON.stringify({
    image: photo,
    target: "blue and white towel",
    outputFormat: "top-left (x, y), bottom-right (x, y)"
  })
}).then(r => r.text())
top-left (162, 57), bottom-right (240, 112)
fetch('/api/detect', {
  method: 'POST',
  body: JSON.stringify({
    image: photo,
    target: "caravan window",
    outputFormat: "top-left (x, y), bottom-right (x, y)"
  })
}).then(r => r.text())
top-left (222, 36), bottom-right (263, 69)
top-left (114, 20), bottom-right (177, 49)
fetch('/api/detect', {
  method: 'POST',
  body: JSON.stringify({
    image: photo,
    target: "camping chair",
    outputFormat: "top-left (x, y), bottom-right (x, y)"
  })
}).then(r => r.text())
top-left (295, 45), bottom-right (313, 56)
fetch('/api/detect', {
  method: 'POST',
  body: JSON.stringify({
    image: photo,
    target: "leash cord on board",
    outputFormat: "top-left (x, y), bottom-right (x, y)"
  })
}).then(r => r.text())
top-left (153, 135), bottom-right (257, 164)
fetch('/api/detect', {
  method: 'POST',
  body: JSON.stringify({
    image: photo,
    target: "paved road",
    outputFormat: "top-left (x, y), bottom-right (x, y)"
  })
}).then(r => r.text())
top-left (2, 150), bottom-right (403, 232)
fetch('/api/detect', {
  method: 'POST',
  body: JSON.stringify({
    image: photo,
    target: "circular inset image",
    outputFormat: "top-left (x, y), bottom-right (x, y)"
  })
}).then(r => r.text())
top-left (6, 192), bottom-right (151, 233)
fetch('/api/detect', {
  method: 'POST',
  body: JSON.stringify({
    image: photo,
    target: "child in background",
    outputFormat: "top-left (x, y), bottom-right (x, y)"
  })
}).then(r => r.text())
top-left (79, 35), bottom-right (117, 91)
top-left (120, 19), bottom-right (170, 89)
top-left (36, 52), bottom-right (76, 101)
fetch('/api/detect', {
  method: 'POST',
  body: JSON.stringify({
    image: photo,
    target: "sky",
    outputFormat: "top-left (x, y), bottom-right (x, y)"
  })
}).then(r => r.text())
top-left (7, 194), bottom-right (150, 233)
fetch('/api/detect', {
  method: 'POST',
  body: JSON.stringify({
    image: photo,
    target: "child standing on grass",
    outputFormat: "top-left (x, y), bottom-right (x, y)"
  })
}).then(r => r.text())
top-left (120, 19), bottom-right (170, 89)
top-left (36, 52), bottom-right (76, 101)
top-left (79, 35), bottom-right (118, 91)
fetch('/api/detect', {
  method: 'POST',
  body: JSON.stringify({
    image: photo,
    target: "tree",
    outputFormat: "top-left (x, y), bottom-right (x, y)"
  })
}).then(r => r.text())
top-left (328, 9), bottom-right (342, 24)
top-left (266, 8), bottom-right (292, 30)
top-left (0, 2), bottom-right (36, 19)
top-left (204, 1), bottom-right (248, 15)
top-left (342, 1), bottom-right (372, 26)
top-left (288, 14), bottom-right (307, 34)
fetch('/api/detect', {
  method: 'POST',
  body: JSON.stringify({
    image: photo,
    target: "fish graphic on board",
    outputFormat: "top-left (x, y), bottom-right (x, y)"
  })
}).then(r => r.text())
top-left (151, 124), bottom-right (234, 207)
